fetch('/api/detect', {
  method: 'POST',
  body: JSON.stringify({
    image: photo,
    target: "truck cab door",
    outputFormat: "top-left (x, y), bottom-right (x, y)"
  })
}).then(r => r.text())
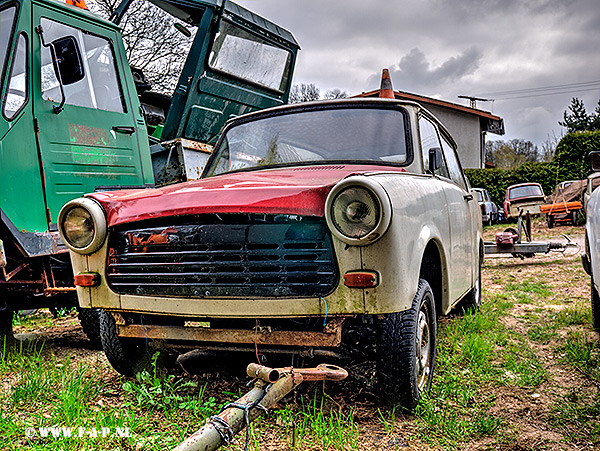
top-left (31, 4), bottom-right (153, 228)
top-left (160, 2), bottom-right (299, 144)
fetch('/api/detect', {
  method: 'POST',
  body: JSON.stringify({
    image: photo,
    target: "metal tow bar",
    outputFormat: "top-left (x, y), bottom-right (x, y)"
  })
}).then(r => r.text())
top-left (173, 363), bottom-right (348, 451)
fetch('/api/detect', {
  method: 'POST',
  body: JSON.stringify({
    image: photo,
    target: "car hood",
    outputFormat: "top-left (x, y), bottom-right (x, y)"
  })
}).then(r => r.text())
top-left (89, 165), bottom-right (403, 226)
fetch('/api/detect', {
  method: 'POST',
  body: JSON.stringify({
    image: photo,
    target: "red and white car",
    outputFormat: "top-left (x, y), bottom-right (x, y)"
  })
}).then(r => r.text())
top-left (59, 98), bottom-right (483, 409)
top-left (503, 182), bottom-right (545, 219)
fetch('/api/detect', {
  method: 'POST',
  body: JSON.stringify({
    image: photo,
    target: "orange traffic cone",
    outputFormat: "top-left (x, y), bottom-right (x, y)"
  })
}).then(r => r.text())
top-left (66, 0), bottom-right (88, 9)
top-left (379, 68), bottom-right (395, 99)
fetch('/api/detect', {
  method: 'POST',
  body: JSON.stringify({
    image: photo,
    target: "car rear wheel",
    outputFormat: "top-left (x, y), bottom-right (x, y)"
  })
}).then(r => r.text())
top-left (376, 278), bottom-right (437, 410)
top-left (99, 310), bottom-right (160, 377)
top-left (592, 278), bottom-right (600, 331)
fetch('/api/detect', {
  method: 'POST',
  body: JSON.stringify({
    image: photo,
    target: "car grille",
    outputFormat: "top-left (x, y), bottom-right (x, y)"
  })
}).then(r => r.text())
top-left (106, 214), bottom-right (339, 298)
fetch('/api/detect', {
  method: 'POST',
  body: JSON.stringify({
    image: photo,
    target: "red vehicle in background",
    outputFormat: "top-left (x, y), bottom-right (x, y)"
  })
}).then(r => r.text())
top-left (503, 183), bottom-right (545, 219)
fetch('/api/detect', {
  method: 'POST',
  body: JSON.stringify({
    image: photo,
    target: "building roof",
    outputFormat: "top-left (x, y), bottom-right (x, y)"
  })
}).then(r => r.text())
top-left (355, 88), bottom-right (505, 135)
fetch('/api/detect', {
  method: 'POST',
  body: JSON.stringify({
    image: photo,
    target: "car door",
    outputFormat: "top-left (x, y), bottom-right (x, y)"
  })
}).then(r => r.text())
top-left (31, 5), bottom-right (152, 227)
top-left (419, 114), bottom-right (473, 301)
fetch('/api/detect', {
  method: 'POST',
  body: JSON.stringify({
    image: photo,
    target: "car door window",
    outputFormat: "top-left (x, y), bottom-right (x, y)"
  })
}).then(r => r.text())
top-left (441, 135), bottom-right (468, 191)
top-left (3, 32), bottom-right (28, 120)
top-left (40, 18), bottom-right (125, 113)
top-left (419, 116), bottom-right (449, 179)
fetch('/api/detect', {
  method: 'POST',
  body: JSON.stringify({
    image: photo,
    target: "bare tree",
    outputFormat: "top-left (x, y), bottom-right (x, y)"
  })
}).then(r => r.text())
top-left (323, 88), bottom-right (349, 100)
top-left (87, 0), bottom-right (195, 94)
top-left (289, 83), bottom-right (321, 103)
top-left (485, 139), bottom-right (540, 169)
top-left (539, 131), bottom-right (562, 162)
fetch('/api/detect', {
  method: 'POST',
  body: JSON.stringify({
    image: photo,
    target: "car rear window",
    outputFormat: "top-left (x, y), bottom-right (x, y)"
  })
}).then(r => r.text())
top-left (509, 185), bottom-right (543, 200)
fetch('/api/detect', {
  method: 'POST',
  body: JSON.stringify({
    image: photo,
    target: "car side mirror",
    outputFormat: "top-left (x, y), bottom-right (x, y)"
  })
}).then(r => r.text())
top-left (428, 147), bottom-right (442, 173)
top-left (590, 151), bottom-right (600, 172)
top-left (50, 36), bottom-right (84, 85)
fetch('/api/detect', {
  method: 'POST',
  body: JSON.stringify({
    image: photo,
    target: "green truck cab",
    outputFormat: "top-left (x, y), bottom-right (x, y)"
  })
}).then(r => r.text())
top-left (0, 0), bottom-right (298, 341)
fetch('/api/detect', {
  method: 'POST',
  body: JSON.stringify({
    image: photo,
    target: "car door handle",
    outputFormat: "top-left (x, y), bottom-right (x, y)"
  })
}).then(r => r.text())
top-left (112, 126), bottom-right (135, 135)
top-left (464, 193), bottom-right (474, 201)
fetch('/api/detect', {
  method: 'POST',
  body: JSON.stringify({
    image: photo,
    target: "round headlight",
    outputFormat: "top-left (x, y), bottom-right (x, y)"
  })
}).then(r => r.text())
top-left (325, 176), bottom-right (392, 245)
top-left (331, 187), bottom-right (380, 238)
top-left (58, 198), bottom-right (107, 254)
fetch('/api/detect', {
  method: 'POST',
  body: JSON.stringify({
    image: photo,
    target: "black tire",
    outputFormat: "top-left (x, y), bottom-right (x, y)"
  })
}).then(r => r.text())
top-left (78, 308), bottom-right (102, 348)
top-left (376, 279), bottom-right (437, 410)
top-left (99, 310), bottom-right (157, 377)
top-left (460, 260), bottom-right (482, 313)
top-left (592, 278), bottom-right (600, 331)
top-left (0, 309), bottom-right (14, 347)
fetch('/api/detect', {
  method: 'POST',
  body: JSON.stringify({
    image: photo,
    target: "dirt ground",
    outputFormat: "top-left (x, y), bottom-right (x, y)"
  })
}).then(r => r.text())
top-left (9, 221), bottom-right (599, 451)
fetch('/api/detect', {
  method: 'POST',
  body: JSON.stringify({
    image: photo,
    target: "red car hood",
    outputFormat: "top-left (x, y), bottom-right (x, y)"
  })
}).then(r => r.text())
top-left (89, 165), bottom-right (402, 227)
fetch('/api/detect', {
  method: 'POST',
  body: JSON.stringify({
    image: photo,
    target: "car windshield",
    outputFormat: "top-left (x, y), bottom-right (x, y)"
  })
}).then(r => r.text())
top-left (475, 190), bottom-right (484, 202)
top-left (204, 106), bottom-right (410, 177)
top-left (509, 185), bottom-right (543, 200)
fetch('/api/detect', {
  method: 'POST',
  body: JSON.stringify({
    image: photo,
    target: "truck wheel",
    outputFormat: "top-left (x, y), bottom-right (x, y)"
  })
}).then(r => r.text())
top-left (376, 279), bottom-right (437, 410)
top-left (99, 310), bottom-right (156, 377)
top-left (78, 308), bottom-right (102, 348)
top-left (592, 279), bottom-right (600, 331)
top-left (0, 309), bottom-right (14, 347)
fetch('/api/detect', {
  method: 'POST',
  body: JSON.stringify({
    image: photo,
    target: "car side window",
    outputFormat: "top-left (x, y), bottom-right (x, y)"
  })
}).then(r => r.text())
top-left (419, 116), bottom-right (449, 179)
top-left (3, 32), bottom-right (28, 120)
top-left (440, 135), bottom-right (468, 191)
top-left (40, 18), bottom-right (125, 113)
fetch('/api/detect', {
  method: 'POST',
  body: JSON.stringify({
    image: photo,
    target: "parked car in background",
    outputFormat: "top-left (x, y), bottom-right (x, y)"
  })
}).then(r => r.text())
top-left (473, 188), bottom-right (499, 225)
top-left (503, 183), bottom-right (545, 219)
top-left (59, 98), bottom-right (483, 410)
top-left (582, 152), bottom-right (600, 330)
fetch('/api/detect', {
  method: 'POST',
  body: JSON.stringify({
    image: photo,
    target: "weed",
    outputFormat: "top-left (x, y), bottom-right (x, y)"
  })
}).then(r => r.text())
top-left (555, 304), bottom-right (592, 327)
top-left (505, 280), bottom-right (552, 298)
top-left (377, 407), bottom-right (395, 435)
top-left (560, 331), bottom-right (600, 382)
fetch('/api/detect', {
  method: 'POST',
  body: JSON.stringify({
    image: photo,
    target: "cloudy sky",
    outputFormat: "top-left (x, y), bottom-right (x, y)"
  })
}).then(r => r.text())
top-left (237, 0), bottom-right (600, 148)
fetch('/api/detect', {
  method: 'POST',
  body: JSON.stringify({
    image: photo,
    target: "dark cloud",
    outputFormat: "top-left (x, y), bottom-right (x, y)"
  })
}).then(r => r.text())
top-left (236, 0), bottom-right (599, 145)
top-left (366, 47), bottom-right (483, 92)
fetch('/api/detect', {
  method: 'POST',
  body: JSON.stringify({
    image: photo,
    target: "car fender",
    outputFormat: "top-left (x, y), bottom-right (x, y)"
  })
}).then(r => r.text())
top-left (358, 173), bottom-right (452, 314)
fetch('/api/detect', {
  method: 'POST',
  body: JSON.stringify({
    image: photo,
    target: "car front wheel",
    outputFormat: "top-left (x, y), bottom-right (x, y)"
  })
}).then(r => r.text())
top-left (376, 278), bottom-right (437, 410)
top-left (99, 310), bottom-right (159, 377)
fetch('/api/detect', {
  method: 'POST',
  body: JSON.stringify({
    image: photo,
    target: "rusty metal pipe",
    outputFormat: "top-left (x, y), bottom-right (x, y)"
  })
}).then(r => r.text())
top-left (246, 363), bottom-right (280, 383)
top-left (173, 363), bottom-right (347, 451)
top-left (173, 371), bottom-right (302, 451)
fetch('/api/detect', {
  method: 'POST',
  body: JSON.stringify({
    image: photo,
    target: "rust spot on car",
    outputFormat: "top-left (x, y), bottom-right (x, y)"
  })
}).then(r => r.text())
top-left (125, 227), bottom-right (178, 250)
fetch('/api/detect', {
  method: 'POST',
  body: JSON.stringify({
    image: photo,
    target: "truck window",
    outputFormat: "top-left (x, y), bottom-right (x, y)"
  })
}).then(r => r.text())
top-left (40, 18), bottom-right (125, 113)
top-left (1, 5), bottom-right (17, 83)
top-left (208, 21), bottom-right (292, 92)
top-left (2, 33), bottom-right (27, 120)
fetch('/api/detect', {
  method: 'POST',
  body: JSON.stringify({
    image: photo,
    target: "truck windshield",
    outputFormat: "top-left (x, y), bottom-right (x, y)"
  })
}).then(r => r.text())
top-left (204, 106), bottom-right (410, 177)
top-left (208, 20), bottom-right (292, 92)
top-left (0, 5), bottom-right (17, 85)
